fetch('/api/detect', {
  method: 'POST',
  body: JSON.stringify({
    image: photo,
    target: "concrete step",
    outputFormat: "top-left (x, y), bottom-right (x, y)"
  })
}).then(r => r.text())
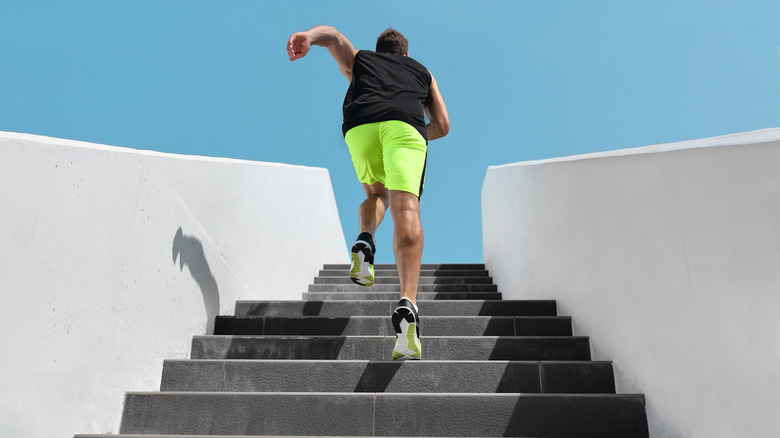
top-left (319, 268), bottom-right (490, 277)
top-left (118, 392), bottom-right (648, 437)
top-left (191, 335), bottom-right (592, 361)
top-left (214, 316), bottom-right (572, 336)
top-left (302, 292), bottom-right (503, 300)
top-left (324, 263), bottom-right (486, 270)
top-left (307, 283), bottom-right (499, 292)
top-left (161, 359), bottom-right (616, 394)
top-left (77, 436), bottom-right (291, 438)
top-left (234, 299), bottom-right (558, 317)
top-left (313, 275), bottom-right (495, 285)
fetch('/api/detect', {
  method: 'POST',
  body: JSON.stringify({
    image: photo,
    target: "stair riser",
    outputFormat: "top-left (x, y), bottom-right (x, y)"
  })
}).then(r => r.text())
top-left (324, 263), bottom-right (486, 270)
top-left (234, 300), bottom-right (558, 317)
top-left (303, 292), bottom-right (503, 300)
top-left (319, 269), bottom-right (490, 277)
top-left (191, 336), bottom-right (592, 361)
top-left (313, 276), bottom-right (495, 285)
top-left (161, 360), bottom-right (616, 394)
top-left (214, 316), bottom-right (573, 336)
top-left (308, 284), bottom-right (499, 292)
top-left (119, 393), bottom-right (647, 437)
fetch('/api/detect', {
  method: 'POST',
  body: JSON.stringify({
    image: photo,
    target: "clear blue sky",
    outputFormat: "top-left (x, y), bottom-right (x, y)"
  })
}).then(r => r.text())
top-left (2, 1), bottom-right (778, 263)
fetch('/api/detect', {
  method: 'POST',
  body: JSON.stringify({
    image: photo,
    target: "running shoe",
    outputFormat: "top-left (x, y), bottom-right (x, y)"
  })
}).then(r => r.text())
top-left (349, 232), bottom-right (375, 287)
top-left (392, 298), bottom-right (421, 360)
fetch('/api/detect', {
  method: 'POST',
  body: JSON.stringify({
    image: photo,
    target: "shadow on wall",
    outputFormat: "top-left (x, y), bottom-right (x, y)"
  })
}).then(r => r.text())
top-left (172, 227), bottom-right (220, 334)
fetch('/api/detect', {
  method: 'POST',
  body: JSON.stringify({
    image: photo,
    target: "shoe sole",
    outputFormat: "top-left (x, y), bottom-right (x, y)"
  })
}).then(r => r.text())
top-left (349, 246), bottom-right (374, 287)
top-left (392, 307), bottom-right (421, 360)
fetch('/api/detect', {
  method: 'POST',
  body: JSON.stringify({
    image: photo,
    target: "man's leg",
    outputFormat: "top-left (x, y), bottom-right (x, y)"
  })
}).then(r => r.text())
top-left (350, 182), bottom-right (389, 286)
top-left (389, 188), bottom-right (423, 360)
top-left (389, 189), bottom-right (423, 306)
top-left (359, 182), bottom-right (389, 236)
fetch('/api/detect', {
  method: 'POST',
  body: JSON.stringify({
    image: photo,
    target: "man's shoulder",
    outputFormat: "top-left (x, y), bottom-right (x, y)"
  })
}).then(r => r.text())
top-left (359, 51), bottom-right (428, 72)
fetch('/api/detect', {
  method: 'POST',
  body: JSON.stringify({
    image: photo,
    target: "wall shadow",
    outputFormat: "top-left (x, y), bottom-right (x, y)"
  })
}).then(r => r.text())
top-left (172, 227), bottom-right (220, 334)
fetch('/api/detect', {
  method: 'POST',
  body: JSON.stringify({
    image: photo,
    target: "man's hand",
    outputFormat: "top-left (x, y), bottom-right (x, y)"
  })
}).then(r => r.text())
top-left (287, 32), bottom-right (311, 61)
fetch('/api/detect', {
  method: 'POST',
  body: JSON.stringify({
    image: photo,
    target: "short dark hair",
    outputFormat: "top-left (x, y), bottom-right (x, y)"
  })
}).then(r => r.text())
top-left (376, 28), bottom-right (408, 55)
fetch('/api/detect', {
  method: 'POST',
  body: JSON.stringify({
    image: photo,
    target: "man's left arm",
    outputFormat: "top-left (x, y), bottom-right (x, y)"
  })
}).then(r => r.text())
top-left (287, 25), bottom-right (357, 81)
top-left (424, 73), bottom-right (450, 140)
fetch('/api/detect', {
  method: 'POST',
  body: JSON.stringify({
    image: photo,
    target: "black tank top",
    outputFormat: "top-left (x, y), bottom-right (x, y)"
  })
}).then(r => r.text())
top-left (342, 50), bottom-right (432, 141)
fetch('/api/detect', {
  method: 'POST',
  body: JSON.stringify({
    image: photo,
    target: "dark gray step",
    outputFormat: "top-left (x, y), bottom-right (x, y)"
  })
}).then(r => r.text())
top-left (302, 292), bottom-right (503, 300)
top-left (161, 359), bottom-right (616, 394)
top-left (234, 300), bottom-right (558, 317)
top-left (313, 275), bottom-right (495, 285)
top-left (214, 316), bottom-right (572, 336)
top-left (324, 263), bottom-right (486, 270)
top-left (307, 283), bottom-right (499, 293)
top-left (118, 392), bottom-right (647, 437)
top-left (319, 269), bottom-right (490, 277)
top-left (191, 335), bottom-right (591, 361)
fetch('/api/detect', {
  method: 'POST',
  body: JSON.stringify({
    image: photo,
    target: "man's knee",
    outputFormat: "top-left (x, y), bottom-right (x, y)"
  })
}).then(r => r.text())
top-left (390, 190), bottom-right (422, 238)
top-left (363, 182), bottom-right (389, 203)
top-left (368, 192), bottom-right (389, 205)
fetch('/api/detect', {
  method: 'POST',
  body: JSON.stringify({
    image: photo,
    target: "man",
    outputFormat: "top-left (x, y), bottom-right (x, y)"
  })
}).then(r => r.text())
top-left (287, 25), bottom-right (449, 360)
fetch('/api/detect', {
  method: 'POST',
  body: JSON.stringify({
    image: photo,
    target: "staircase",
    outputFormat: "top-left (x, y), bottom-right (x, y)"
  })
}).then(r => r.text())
top-left (75, 263), bottom-right (649, 437)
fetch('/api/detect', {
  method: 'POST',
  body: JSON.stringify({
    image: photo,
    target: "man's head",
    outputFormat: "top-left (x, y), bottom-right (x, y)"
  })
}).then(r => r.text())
top-left (376, 28), bottom-right (408, 56)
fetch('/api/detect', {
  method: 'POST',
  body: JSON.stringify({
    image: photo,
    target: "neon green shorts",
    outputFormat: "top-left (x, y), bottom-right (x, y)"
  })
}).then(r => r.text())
top-left (344, 120), bottom-right (428, 198)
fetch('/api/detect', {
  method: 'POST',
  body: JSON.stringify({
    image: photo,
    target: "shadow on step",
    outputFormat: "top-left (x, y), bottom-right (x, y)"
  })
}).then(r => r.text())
top-left (353, 361), bottom-right (404, 392)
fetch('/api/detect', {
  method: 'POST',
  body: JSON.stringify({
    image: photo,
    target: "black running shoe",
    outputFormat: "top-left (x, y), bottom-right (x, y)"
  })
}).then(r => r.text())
top-left (392, 298), bottom-right (421, 360)
top-left (349, 232), bottom-right (375, 286)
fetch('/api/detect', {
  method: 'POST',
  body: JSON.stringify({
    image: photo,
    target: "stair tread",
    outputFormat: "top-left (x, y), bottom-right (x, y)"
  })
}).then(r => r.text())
top-left (118, 392), bottom-right (647, 437)
top-left (324, 263), bottom-right (486, 269)
top-left (313, 276), bottom-right (495, 284)
top-left (129, 390), bottom-right (642, 397)
top-left (215, 315), bottom-right (573, 336)
top-left (234, 299), bottom-right (557, 316)
top-left (191, 335), bottom-right (592, 361)
top-left (319, 269), bottom-right (490, 276)
top-left (161, 358), bottom-right (616, 394)
top-left (165, 358), bottom-right (611, 364)
top-left (302, 292), bottom-right (503, 300)
top-left (308, 284), bottom-right (499, 291)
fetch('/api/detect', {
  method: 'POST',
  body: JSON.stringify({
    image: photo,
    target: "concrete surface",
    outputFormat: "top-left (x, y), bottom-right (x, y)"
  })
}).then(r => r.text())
top-left (190, 335), bottom-right (592, 361)
top-left (234, 299), bottom-right (558, 317)
top-left (160, 359), bottom-right (616, 394)
top-left (482, 128), bottom-right (780, 437)
top-left (303, 292), bottom-right (503, 300)
top-left (0, 131), bottom-right (347, 437)
top-left (118, 392), bottom-right (647, 437)
top-left (213, 315), bottom-right (573, 336)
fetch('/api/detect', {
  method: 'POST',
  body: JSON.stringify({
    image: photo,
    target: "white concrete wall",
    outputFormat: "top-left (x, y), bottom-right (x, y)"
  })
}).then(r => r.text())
top-left (0, 132), bottom-right (347, 437)
top-left (482, 129), bottom-right (780, 438)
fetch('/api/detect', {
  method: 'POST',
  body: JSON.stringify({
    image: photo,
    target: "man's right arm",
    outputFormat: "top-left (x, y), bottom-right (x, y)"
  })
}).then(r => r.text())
top-left (287, 26), bottom-right (357, 81)
top-left (424, 73), bottom-right (450, 140)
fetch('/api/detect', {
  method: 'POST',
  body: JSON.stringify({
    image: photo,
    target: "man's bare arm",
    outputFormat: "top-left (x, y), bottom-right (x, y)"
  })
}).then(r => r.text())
top-left (424, 73), bottom-right (450, 140)
top-left (287, 26), bottom-right (357, 81)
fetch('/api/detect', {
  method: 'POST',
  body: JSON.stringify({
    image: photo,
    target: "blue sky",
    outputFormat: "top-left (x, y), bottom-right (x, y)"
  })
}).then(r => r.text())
top-left (1, 1), bottom-right (778, 263)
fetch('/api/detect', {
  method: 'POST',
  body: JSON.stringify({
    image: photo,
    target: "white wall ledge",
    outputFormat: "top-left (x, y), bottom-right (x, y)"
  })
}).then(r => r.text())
top-left (490, 128), bottom-right (780, 168)
top-left (0, 131), bottom-right (347, 437)
top-left (483, 128), bottom-right (780, 437)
